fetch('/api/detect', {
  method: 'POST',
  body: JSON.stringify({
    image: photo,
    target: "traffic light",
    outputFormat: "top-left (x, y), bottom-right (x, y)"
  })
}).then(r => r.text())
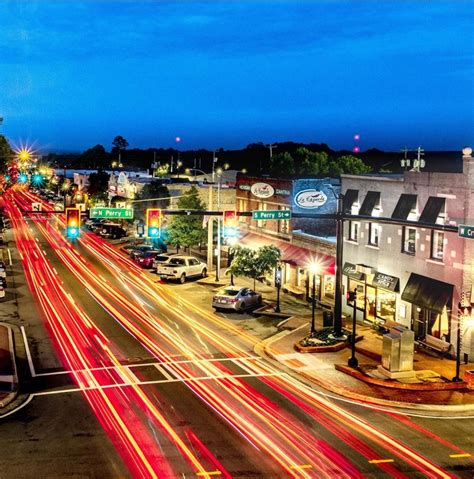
top-left (347, 289), bottom-right (357, 303)
top-left (146, 208), bottom-right (162, 238)
top-left (223, 210), bottom-right (239, 239)
top-left (66, 208), bottom-right (81, 239)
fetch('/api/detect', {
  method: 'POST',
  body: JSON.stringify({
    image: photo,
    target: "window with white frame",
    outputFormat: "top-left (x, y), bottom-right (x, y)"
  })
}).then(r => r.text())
top-left (348, 221), bottom-right (359, 242)
top-left (368, 223), bottom-right (380, 246)
top-left (431, 230), bottom-right (444, 260)
top-left (402, 226), bottom-right (416, 255)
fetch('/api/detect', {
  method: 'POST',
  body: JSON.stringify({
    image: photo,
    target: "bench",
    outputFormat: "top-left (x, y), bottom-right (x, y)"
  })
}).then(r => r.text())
top-left (417, 336), bottom-right (451, 356)
top-left (282, 284), bottom-right (306, 299)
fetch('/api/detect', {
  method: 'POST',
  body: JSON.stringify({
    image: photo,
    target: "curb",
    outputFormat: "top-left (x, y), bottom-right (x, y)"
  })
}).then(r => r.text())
top-left (259, 328), bottom-right (474, 413)
top-left (0, 323), bottom-right (19, 410)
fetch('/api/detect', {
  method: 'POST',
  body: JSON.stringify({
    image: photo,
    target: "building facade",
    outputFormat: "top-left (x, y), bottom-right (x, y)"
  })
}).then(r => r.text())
top-left (341, 149), bottom-right (474, 358)
top-left (235, 175), bottom-right (338, 305)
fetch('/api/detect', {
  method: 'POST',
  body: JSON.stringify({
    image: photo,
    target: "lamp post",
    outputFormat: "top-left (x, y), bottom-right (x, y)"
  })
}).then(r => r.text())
top-left (275, 264), bottom-right (282, 313)
top-left (309, 261), bottom-right (320, 336)
top-left (452, 302), bottom-right (470, 382)
top-left (333, 192), bottom-right (345, 338)
top-left (347, 288), bottom-right (359, 368)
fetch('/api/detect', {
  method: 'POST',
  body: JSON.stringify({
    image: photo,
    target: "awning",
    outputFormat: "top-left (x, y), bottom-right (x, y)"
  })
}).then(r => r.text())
top-left (401, 273), bottom-right (453, 313)
top-left (342, 262), bottom-right (365, 281)
top-left (239, 233), bottom-right (335, 275)
top-left (358, 191), bottom-right (381, 216)
top-left (419, 197), bottom-right (446, 224)
top-left (342, 189), bottom-right (358, 214)
top-left (372, 272), bottom-right (400, 292)
top-left (392, 194), bottom-right (417, 220)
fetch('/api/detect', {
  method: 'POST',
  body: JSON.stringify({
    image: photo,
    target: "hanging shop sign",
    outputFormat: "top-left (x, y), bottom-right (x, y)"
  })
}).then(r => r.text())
top-left (294, 189), bottom-right (328, 209)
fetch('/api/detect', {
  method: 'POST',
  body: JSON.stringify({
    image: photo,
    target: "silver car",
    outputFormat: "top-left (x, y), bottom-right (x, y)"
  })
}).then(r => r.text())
top-left (212, 287), bottom-right (262, 313)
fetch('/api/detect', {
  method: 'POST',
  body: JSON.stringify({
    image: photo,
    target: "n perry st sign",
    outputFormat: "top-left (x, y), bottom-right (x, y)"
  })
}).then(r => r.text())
top-left (90, 207), bottom-right (134, 219)
top-left (458, 224), bottom-right (474, 239)
top-left (252, 210), bottom-right (291, 220)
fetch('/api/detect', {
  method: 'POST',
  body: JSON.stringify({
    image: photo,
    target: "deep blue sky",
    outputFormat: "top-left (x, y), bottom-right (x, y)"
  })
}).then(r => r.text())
top-left (1, 1), bottom-right (473, 152)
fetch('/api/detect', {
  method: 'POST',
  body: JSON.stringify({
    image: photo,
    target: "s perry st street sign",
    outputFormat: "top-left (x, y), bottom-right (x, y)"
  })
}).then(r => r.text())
top-left (90, 207), bottom-right (134, 219)
top-left (458, 224), bottom-right (474, 239)
top-left (252, 210), bottom-right (291, 220)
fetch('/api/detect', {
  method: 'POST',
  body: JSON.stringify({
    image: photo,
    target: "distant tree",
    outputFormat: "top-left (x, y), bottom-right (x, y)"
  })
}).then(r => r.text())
top-left (79, 145), bottom-right (109, 169)
top-left (166, 186), bottom-right (206, 250)
top-left (269, 152), bottom-right (295, 177)
top-left (294, 148), bottom-right (330, 175)
top-left (136, 181), bottom-right (170, 209)
top-left (87, 170), bottom-right (110, 199)
top-left (112, 136), bottom-right (129, 160)
top-left (0, 135), bottom-right (14, 174)
top-left (228, 245), bottom-right (281, 290)
top-left (330, 155), bottom-right (371, 175)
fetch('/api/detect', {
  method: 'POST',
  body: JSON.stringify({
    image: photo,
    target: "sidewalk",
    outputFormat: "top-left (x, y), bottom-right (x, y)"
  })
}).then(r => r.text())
top-left (0, 323), bottom-right (18, 409)
top-left (196, 268), bottom-right (474, 410)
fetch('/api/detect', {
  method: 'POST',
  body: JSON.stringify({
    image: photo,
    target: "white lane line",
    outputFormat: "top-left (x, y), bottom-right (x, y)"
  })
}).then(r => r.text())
top-left (20, 326), bottom-right (36, 378)
top-left (7, 248), bottom-right (12, 266)
top-left (33, 371), bottom-right (283, 397)
top-left (31, 355), bottom-right (260, 378)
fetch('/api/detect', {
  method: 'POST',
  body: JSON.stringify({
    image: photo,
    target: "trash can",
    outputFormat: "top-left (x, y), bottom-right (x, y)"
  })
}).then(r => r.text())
top-left (323, 310), bottom-right (333, 327)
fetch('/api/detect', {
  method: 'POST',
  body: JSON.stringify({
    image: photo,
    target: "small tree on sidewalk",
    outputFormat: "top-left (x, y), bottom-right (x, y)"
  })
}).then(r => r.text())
top-left (228, 245), bottom-right (281, 290)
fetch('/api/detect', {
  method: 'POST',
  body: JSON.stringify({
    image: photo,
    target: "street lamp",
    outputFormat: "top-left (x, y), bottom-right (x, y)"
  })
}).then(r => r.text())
top-left (347, 288), bottom-right (359, 368)
top-left (309, 261), bottom-right (321, 335)
top-left (275, 264), bottom-right (282, 313)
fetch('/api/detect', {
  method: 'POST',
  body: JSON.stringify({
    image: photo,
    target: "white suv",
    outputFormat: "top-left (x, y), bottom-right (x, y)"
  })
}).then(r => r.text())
top-left (156, 256), bottom-right (207, 283)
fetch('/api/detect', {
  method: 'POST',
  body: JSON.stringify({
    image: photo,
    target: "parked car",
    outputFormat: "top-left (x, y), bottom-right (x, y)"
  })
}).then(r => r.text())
top-left (88, 219), bottom-right (109, 231)
top-left (156, 256), bottom-right (207, 283)
top-left (99, 223), bottom-right (127, 239)
top-left (212, 287), bottom-right (262, 313)
top-left (130, 244), bottom-right (162, 260)
top-left (134, 251), bottom-right (162, 268)
top-left (152, 253), bottom-right (177, 271)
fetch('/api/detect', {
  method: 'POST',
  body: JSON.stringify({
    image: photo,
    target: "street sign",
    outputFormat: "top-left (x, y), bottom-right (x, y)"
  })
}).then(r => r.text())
top-left (90, 207), bottom-right (134, 219)
top-left (458, 224), bottom-right (474, 239)
top-left (32, 202), bottom-right (42, 212)
top-left (252, 210), bottom-right (291, 220)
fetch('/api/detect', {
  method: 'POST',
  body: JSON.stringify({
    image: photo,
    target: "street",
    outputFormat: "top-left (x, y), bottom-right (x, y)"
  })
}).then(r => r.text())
top-left (0, 190), bottom-right (472, 478)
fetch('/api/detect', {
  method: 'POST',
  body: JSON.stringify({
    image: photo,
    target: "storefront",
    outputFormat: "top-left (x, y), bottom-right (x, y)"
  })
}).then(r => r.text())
top-left (343, 262), bottom-right (399, 325)
top-left (401, 273), bottom-right (453, 343)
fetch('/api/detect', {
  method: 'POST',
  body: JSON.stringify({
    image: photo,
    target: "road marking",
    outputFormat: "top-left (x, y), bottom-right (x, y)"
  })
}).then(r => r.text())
top-left (154, 364), bottom-right (175, 381)
top-left (290, 464), bottom-right (312, 470)
top-left (33, 371), bottom-right (283, 397)
top-left (368, 459), bottom-right (394, 464)
top-left (449, 453), bottom-right (471, 458)
top-left (20, 326), bottom-right (37, 377)
top-left (196, 471), bottom-right (221, 477)
top-left (30, 355), bottom-right (261, 378)
top-left (7, 248), bottom-right (12, 266)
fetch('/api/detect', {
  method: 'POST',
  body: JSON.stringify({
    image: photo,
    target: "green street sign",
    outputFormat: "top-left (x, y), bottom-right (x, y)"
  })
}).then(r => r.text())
top-left (90, 207), bottom-right (134, 219)
top-left (458, 224), bottom-right (474, 239)
top-left (252, 210), bottom-right (291, 220)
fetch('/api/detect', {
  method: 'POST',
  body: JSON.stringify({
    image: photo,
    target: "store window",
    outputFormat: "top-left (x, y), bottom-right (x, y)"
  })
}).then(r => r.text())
top-left (257, 202), bottom-right (267, 228)
top-left (402, 227), bottom-right (416, 255)
top-left (279, 206), bottom-right (290, 234)
top-left (348, 221), bottom-right (359, 242)
top-left (365, 285), bottom-right (377, 322)
top-left (376, 289), bottom-right (396, 322)
top-left (347, 279), bottom-right (365, 310)
top-left (431, 230), bottom-right (444, 261)
top-left (322, 275), bottom-right (335, 301)
top-left (368, 223), bottom-right (380, 247)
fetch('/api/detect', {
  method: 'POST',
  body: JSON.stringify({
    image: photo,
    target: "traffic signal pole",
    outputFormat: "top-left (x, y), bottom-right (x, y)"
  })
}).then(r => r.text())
top-left (332, 194), bottom-right (346, 339)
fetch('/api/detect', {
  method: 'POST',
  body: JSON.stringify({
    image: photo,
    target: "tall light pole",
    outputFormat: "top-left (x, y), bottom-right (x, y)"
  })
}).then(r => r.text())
top-left (215, 167), bottom-right (223, 282)
top-left (309, 261), bottom-right (320, 335)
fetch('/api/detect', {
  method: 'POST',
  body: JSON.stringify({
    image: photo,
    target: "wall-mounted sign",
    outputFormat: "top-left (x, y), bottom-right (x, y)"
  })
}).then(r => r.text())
top-left (294, 189), bottom-right (328, 209)
top-left (372, 272), bottom-right (400, 292)
top-left (342, 262), bottom-right (365, 281)
top-left (251, 182), bottom-right (275, 198)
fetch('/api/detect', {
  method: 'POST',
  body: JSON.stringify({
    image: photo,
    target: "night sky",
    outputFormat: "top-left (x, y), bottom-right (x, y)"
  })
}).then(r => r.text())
top-left (1, 1), bottom-right (473, 152)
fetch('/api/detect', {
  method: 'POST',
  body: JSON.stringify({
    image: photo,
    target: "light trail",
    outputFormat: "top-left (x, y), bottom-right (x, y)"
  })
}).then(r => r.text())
top-left (12, 190), bottom-right (467, 478)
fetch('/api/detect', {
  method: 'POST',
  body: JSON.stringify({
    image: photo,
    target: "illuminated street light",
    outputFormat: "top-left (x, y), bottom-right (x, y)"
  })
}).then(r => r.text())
top-left (18, 173), bottom-right (28, 184)
top-left (31, 173), bottom-right (44, 186)
top-left (17, 148), bottom-right (31, 162)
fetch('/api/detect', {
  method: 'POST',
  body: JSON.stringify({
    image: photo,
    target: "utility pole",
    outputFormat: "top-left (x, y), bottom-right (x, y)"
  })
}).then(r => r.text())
top-left (207, 185), bottom-right (214, 274)
top-left (212, 151), bottom-right (217, 183)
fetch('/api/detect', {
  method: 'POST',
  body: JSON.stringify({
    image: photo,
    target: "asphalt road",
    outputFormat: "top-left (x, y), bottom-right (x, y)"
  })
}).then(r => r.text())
top-left (0, 192), bottom-right (472, 478)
